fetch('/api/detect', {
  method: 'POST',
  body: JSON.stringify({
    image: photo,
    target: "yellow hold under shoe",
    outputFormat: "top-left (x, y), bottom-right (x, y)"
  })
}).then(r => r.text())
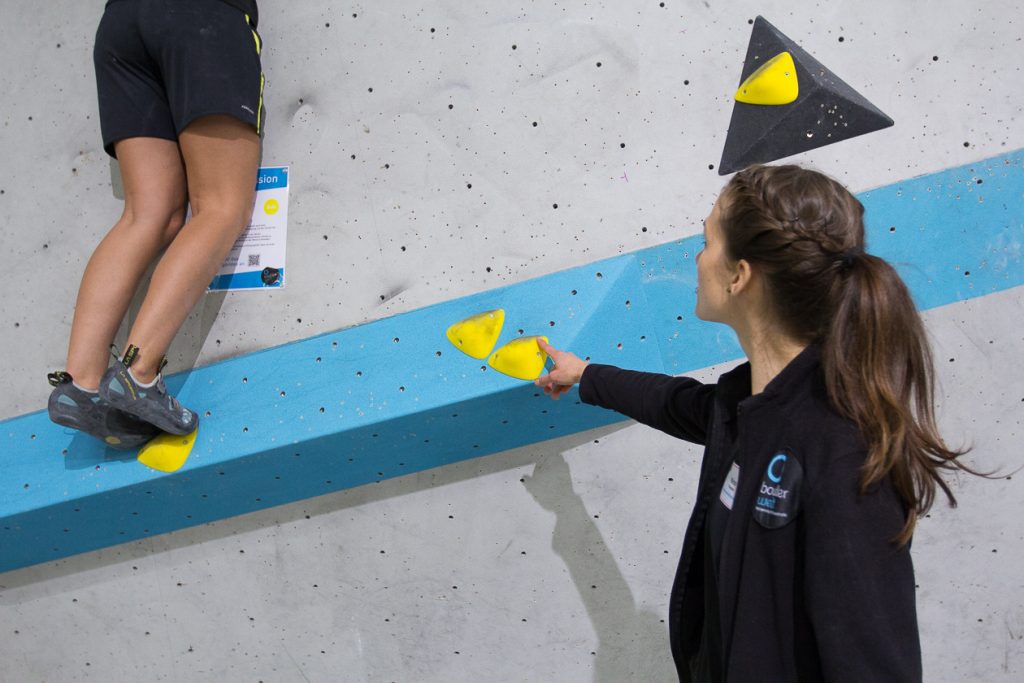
top-left (137, 427), bottom-right (198, 473)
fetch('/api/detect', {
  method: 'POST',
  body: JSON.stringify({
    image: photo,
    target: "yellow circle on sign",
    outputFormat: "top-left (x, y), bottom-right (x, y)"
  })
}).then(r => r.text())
top-left (264, 198), bottom-right (279, 215)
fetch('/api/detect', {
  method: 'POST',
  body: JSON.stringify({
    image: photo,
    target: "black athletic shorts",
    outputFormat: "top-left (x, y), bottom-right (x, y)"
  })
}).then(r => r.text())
top-left (94, 0), bottom-right (265, 158)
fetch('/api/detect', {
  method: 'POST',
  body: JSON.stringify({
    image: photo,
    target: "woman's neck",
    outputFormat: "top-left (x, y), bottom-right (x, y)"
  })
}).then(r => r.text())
top-left (735, 322), bottom-right (806, 395)
top-left (720, 273), bottom-right (807, 395)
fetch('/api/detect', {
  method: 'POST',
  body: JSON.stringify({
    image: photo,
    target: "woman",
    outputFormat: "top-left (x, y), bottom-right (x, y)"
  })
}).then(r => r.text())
top-left (535, 165), bottom-right (971, 681)
top-left (47, 0), bottom-right (264, 447)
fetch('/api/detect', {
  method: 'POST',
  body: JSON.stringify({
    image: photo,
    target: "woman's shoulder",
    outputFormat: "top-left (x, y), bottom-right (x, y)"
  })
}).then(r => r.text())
top-left (770, 377), bottom-right (868, 477)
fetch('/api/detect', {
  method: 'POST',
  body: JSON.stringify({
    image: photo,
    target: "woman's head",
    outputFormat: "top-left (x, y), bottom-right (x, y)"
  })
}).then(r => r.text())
top-left (713, 164), bottom-right (867, 342)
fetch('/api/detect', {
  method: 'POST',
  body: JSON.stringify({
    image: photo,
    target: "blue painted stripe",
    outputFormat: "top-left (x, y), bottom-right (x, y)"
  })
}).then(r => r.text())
top-left (1, 150), bottom-right (1020, 572)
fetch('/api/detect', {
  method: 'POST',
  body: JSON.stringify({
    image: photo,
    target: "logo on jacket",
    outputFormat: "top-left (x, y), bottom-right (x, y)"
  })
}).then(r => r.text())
top-left (753, 450), bottom-right (802, 528)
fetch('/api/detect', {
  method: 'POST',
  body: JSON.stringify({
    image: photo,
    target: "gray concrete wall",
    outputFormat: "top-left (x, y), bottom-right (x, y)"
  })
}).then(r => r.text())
top-left (1, 0), bottom-right (1021, 680)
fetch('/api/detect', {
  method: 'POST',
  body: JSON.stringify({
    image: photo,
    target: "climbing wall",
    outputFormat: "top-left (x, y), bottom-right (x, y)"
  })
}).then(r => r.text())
top-left (1, 1), bottom-right (1022, 681)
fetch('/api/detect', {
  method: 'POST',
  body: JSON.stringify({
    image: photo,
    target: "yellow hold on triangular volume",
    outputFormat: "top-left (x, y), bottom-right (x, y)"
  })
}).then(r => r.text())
top-left (447, 309), bottom-right (505, 359)
top-left (735, 51), bottom-right (799, 105)
top-left (137, 427), bottom-right (198, 473)
top-left (488, 336), bottom-right (549, 381)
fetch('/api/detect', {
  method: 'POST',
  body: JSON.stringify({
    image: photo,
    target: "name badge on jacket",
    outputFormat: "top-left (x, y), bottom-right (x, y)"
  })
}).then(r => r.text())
top-left (753, 449), bottom-right (803, 528)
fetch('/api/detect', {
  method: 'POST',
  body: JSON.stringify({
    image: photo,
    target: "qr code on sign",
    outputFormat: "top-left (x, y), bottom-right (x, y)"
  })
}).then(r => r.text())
top-left (248, 254), bottom-right (261, 267)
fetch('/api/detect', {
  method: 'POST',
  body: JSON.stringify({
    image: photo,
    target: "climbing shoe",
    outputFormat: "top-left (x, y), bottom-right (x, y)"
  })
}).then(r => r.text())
top-left (47, 371), bottom-right (160, 450)
top-left (98, 346), bottom-right (199, 436)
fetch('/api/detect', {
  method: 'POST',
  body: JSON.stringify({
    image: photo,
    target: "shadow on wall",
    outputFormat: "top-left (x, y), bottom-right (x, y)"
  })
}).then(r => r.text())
top-left (2, 421), bottom-right (678, 679)
top-left (524, 451), bottom-right (677, 683)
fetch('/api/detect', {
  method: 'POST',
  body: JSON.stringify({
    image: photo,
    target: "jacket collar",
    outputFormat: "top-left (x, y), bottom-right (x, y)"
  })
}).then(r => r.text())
top-left (717, 344), bottom-right (822, 422)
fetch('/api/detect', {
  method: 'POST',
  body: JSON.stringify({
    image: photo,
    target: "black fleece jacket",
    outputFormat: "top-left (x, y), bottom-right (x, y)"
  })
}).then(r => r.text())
top-left (579, 345), bottom-right (922, 682)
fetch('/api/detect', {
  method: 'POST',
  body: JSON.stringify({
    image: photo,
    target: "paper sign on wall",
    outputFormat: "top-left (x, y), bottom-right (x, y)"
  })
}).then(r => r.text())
top-left (209, 166), bottom-right (289, 291)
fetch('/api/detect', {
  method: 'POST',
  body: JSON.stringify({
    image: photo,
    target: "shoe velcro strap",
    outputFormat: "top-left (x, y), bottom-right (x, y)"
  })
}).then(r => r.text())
top-left (122, 344), bottom-right (140, 368)
top-left (47, 370), bottom-right (72, 387)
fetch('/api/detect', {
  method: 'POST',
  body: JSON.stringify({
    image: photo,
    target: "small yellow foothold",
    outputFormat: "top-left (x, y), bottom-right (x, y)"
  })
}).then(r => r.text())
top-left (735, 51), bottom-right (799, 105)
top-left (137, 428), bottom-right (198, 473)
top-left (488, 336), bottom-right (550, 381)
top-left (446, 309), bottom-right (506, 359)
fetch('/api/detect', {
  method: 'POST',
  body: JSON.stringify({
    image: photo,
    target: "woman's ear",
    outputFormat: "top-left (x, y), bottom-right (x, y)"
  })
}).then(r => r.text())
top-left (730, 259), bottom-right (753, 295)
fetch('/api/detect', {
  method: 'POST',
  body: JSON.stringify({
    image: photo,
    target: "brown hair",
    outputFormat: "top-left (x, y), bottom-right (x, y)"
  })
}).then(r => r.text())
top-left (721, 164), bottom-right (971, 544)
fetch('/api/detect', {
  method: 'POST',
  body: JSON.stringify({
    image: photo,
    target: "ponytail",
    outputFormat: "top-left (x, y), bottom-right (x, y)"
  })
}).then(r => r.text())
top-left (824, 253), bottom-right (967, 544)
top-left (722, 165), bottom-right (974, 545)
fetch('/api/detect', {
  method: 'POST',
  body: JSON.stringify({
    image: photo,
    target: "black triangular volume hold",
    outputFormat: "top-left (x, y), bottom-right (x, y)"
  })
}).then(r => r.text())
top-left (718, 16), bottom-right (894, 175)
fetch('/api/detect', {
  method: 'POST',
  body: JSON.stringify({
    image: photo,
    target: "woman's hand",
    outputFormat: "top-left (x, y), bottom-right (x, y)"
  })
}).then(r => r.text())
top-left (534, 338), bottom-right (589, 400)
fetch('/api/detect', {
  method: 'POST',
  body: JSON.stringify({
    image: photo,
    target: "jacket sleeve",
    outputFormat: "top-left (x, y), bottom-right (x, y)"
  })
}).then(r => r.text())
top-left (801, 449), bottom-right (922, 682)
top-left (578, 363), bottom-right (716, 445)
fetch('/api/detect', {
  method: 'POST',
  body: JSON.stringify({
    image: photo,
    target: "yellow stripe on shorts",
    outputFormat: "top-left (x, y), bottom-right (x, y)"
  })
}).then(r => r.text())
top-left (245, 14), bottom-right (261, 54)
top-left (256, 72), bottom-right (265, 135)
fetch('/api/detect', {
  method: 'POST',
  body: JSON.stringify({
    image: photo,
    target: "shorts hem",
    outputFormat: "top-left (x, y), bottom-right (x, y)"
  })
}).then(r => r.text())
top-left (104, 132), bottom-right (179, 159)
top-left (176, 109), bottom-right (262, 137)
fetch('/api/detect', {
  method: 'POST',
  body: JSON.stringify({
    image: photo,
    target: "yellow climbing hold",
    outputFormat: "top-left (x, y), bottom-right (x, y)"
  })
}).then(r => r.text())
top-left (447, 309), bottom-right (505, 359)
top-left (488, 336), bottom-right (550, 381)
top-left (735, 51), bottom-right (799, 105)
top-left (137, 427), bottom-right (198, 473)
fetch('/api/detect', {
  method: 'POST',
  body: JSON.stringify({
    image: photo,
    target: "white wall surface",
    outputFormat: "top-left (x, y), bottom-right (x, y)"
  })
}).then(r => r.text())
top-left (1, 1), bottom-right (1021, 681)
